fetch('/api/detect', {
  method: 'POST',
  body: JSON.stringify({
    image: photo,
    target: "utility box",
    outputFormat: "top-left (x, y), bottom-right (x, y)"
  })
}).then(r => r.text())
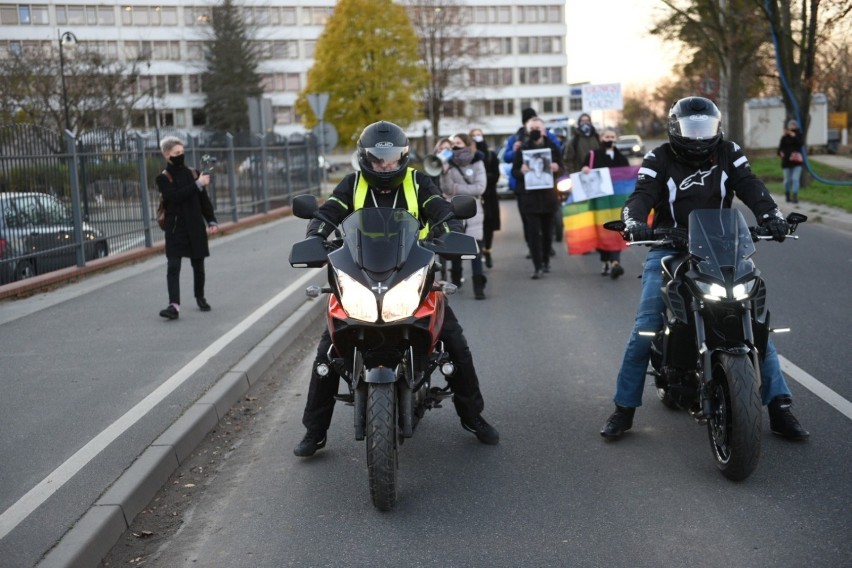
top-left (744, 94), bottom-right (828, 150)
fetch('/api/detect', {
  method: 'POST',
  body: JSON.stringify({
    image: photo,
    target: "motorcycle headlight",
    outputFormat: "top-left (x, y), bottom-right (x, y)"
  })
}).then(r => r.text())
top-left (695, 280), bottom-right (727, 302)
top-left (382, 267), bottom-right (426, 323)
top-left (732, 278), bottom-right (757, 300)
top-left (336, 271), bottom-right (378, 322)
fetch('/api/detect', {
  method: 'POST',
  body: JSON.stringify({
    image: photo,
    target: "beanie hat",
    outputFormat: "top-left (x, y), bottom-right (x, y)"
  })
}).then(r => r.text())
top-left (787, 119), bottom-right (799, 130)
top-left (521, 108), bottom-right (538, 124)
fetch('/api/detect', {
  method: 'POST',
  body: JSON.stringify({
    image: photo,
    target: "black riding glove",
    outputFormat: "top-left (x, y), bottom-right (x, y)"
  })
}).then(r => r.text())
top-left (306, 220), bottom-right (332, 240)
top-left (626, 222), bottom-right (655, 242)
top-left (760, 211), bottom-right (788, 242)
top-left (428, 222), bottom-right (452, 240)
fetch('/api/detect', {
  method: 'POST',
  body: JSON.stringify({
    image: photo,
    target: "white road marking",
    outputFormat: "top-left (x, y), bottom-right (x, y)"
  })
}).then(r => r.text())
top-left (779, 355), bottom-right (852, 419)
top-left (0, 268), bottom-right (320, 540)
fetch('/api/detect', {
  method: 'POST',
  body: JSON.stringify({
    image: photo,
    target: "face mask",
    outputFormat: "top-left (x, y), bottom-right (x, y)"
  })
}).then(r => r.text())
top-left (170, 154), bottom-right (185, 168)
top-left (472, 135), bottom-right (484, 143)
top-left (579, 123), bottom-right (592, 136)
top-left (529, 129), bottom-right (542, 142)
top-left (452, 148), bottom-right (473, 165)
top-left (602, 140), bottom-right (614, 148)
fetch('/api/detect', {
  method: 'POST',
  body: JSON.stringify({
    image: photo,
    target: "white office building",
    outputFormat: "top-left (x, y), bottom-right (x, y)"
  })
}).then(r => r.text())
top-left (0, 0), bottom-right (568, 142)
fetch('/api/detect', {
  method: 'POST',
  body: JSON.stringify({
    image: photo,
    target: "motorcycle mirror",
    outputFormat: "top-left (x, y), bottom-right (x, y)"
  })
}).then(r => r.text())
top-left (451, 195), bottom-right (477, 220)
top-left (786, 212), bottom-right (807, 224)
top-left (603, 220), bottom-right (626, 232)
top-left (292, 194), bottom-right (318, 219)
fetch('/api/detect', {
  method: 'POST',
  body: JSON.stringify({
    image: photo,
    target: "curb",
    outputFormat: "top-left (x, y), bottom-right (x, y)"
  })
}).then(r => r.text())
top-left (769, 192), bottom-right (852, 234)
top-left (37, 297), bottom-right (325, 568)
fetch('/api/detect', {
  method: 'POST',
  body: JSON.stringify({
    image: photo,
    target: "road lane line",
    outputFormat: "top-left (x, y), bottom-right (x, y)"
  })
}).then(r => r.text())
top-left (0, 268), bottom-right (320, 540)
top-left (779, 355), bottom-right (852, 420)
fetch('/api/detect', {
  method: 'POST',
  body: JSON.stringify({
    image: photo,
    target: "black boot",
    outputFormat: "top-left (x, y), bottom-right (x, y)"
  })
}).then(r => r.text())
top-left (768, 396), bottom-right (809, 440)
top-left (785, 191), bottom-right (791, 203)
top-left (294, 431), bottom-right (327, 457)
top-left (472, 274), bottom-right (486, 300)
top-left (601, 405), bottom-right (635, 439)
top-left (482, 248), bottom-right (493, 268)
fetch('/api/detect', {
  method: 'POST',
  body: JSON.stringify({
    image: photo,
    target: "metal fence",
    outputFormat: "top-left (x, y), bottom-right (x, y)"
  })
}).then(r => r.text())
top-left (0, 125), bottom-right (323, 285)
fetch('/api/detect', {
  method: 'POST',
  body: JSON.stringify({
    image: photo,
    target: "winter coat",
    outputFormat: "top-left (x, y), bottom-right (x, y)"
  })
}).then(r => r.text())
top-left (777, 131), bottom-right (804, 169)
top-left (440, 156), bottom-right (486, 240)
top-left (502, 127), bottom-right (562, 192)
top-left (564, 126), bottom-right (600, 173)
top-left (156, 163), bottom-right (218, 259)
top-left (582, 146), bottom-right (630, 169)
top-left (477, 143), bottom-right (502, 232)
top-left (511, 137), bottom-right (564, 215)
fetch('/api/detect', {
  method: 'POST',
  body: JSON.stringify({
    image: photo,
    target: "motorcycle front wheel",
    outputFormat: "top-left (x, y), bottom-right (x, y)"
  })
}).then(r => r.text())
top-left (706, 352), bottom-right (762, 481)
top-left (366, 382), bottom-right (399, 511)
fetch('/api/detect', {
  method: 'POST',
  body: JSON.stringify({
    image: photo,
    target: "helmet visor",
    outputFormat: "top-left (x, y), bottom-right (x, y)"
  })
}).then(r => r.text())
top-left (363, 145), bottom-right (409, 165)
top-left (673, 115), bottom-right (721, 140)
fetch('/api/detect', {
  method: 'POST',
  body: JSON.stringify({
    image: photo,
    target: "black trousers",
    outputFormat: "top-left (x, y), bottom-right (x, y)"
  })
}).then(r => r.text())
top-left (166, 256), bottom-right (205, 305)
top-left (301, 304), bottom-right (486, 434)
top-left (523, 211), bottom-right (554, 271)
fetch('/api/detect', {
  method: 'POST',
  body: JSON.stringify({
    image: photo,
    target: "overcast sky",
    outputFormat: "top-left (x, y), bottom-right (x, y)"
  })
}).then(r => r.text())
top-left (564, 0), bottom-right (680, 89)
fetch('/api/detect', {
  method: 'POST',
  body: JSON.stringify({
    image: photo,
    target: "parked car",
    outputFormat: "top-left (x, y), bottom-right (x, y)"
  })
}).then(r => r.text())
top-left (0, 192), bottom-right (109, 284)
top-left (615, 134), bottom-right (646, 158)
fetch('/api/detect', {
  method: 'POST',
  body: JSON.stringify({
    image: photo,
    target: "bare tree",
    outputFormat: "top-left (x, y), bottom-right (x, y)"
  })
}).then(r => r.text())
top-left (761, 0), bottom-right (852, 141)
top-left (0, 43), bottom-right (143, 142)
top-left (652, 0), bottom-right (769, 144)
top-left (402, 0), bottom-right (474, 144)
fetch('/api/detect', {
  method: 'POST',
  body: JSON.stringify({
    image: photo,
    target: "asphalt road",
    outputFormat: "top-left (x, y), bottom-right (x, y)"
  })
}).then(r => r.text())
top-left (0, 217), bottom-right (327, 568)
top-left (102, 200), bottom-right (852, 568)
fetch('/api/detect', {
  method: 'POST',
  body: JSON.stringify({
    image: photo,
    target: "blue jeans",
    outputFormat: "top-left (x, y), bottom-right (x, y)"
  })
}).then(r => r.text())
top-left (783, 165), bottom-right (802, 196)
top-left (613, 248), bottom-right (792, 408)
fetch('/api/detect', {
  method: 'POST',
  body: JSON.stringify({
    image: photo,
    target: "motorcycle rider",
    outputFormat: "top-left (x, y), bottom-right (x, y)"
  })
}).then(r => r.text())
top-left (600, 96), bottom-right (809, 441)
top-left (294, 120), bottom-right (500, 457)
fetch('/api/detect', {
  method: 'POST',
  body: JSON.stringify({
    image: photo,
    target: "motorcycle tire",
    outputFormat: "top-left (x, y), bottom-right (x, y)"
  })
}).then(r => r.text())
top-left (366, 382), bottom-right (399, 511)
top-left (706, 353), bottom-right (762, 481)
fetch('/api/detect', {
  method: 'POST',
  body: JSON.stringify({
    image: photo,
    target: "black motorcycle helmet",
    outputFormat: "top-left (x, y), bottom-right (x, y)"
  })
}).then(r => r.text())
top-left (357, 121), bottom-right (410, 191)
top-left (667, 96), bottom-right (723, 163)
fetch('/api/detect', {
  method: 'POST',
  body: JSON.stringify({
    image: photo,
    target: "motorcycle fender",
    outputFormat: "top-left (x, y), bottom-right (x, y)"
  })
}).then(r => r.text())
top-left (364, 366), bottom-right (397, 383)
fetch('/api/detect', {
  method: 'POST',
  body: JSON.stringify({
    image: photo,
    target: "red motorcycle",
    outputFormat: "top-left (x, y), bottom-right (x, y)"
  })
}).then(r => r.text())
top-left (289, 194), bottom-right (478, 510)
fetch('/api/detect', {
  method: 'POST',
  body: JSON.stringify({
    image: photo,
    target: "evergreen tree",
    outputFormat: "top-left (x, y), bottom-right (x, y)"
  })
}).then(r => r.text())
top-left (296, 0), bottom-right (428, 145)
top-left (202, 0), bottom-right (262, 133)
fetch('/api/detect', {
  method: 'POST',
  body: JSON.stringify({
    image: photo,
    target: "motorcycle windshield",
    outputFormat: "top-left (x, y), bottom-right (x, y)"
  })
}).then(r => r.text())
top-left (339, 208), bottom-right (421, 273)
top-left (688, 209), bottom-right (756, 282)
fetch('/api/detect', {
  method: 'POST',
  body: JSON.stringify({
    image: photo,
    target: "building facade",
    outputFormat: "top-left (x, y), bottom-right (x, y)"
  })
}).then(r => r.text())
top-left (0, 0), bottom-right (567, 142)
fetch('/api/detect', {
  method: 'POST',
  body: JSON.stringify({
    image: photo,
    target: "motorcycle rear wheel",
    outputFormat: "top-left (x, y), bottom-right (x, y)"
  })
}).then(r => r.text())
top-left (366, 382), bottom-right (399, 511)
top-left (706, 353), bottom-right (762, 481)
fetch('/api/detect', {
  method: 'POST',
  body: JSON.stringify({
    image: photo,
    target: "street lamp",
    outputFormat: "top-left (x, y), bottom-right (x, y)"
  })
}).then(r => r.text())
top-left (147, 61), bottom-right (160, 142)
top-left (58, 30), bottom-right (78, 133)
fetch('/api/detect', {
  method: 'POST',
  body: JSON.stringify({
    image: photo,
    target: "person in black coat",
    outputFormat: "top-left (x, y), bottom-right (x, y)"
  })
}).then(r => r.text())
top-left (777, 119), bottom-right (804, 203)
top-left (156, 136), bottom-right (219, 320)
top-left (581, 128), bottom-right (630, 278)
top-left (470, 127), bottom-right (501, 268)
top-left (511, 117), bottom-right (565, 279)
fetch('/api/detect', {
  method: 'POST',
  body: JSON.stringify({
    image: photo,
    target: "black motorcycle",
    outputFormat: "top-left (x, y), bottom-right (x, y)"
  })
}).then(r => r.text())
top-left (605, 208), bottom-right (806, 480)
top-left (289, 194), bottom-right (479, 510)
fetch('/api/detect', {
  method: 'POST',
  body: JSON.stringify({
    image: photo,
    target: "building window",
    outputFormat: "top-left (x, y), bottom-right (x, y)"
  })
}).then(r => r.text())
top-left (189, 74), bottom-right (202, 93)
top-left (192, 108), bottom-right (207, 127)
top-left (0, 6), bottom-right (18, 24)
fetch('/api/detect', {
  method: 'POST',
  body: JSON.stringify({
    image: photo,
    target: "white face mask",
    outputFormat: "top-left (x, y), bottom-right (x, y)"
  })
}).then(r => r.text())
top-left (472, 135), bottom-right (484, 143)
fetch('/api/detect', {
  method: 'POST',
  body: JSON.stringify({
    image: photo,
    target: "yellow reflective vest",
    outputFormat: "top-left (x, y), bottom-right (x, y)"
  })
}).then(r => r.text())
top-left (353, 168), bottom-right (430, 239)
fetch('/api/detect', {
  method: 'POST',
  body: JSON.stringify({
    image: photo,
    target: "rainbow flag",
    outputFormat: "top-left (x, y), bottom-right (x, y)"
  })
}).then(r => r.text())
top-left (562, 166), bottom-right (640, 255)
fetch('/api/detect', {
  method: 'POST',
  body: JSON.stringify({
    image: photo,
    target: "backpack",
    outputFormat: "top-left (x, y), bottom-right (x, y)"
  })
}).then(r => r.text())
top-left (156, 170), bottom-right (171, 230)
